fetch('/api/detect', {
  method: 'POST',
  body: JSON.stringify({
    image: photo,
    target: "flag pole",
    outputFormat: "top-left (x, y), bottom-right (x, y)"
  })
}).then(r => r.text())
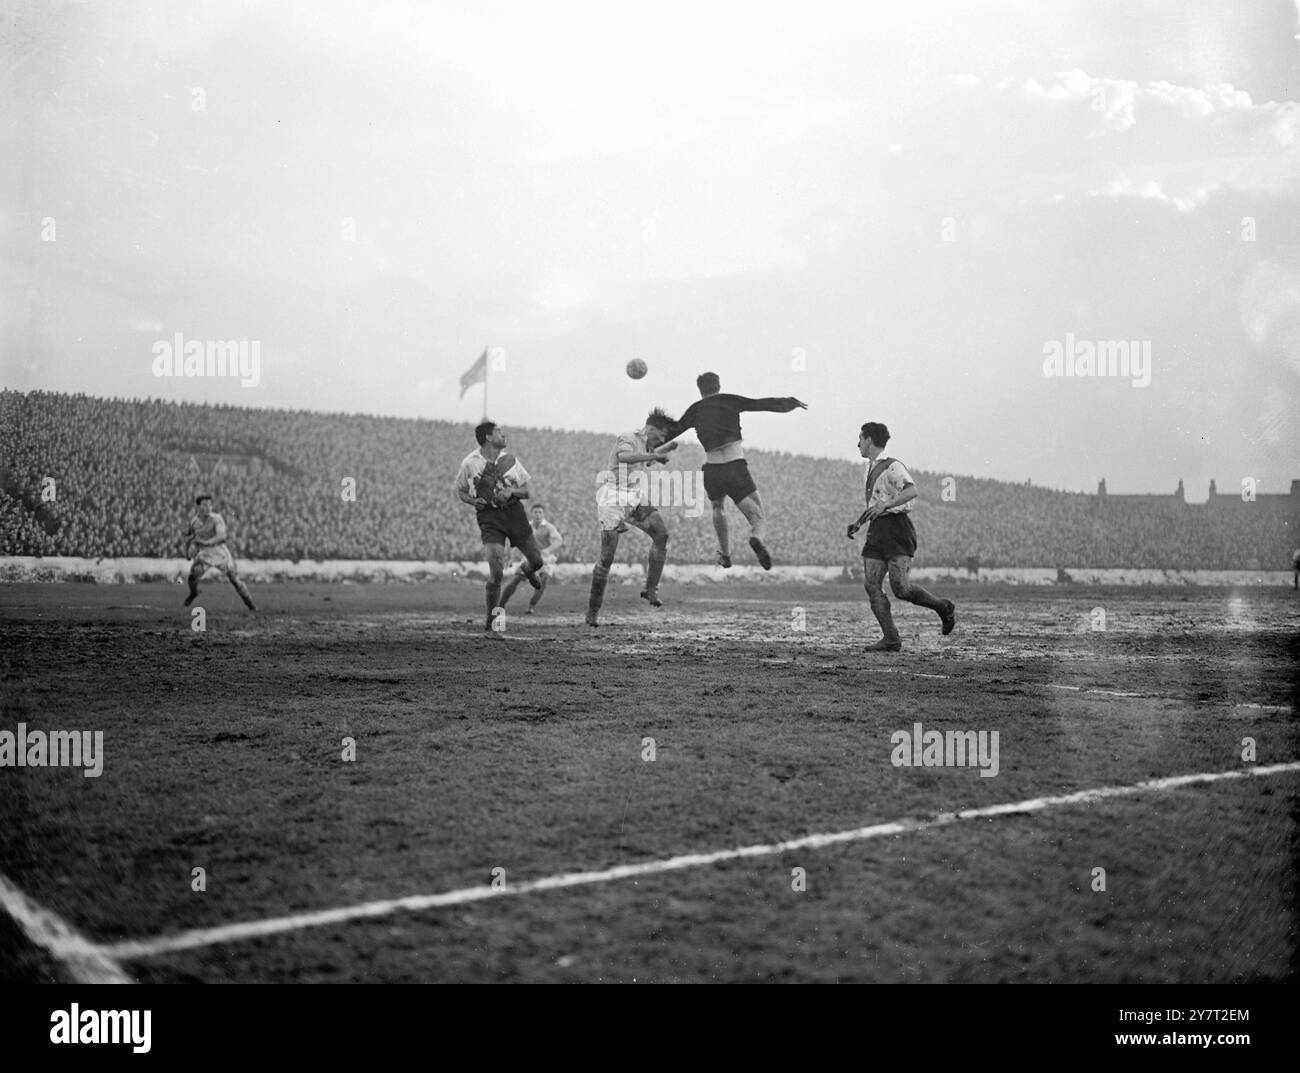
top-left (483, 343), bottom-right (489, 420)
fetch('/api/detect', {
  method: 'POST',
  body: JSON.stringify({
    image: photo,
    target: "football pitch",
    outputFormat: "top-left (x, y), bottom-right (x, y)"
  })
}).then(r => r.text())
top-left (1, 579), bottom-right (1297, 984)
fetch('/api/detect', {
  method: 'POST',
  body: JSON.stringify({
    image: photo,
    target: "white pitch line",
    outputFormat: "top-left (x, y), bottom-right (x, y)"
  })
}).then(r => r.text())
top-left (0, 871), bottom-right (131, 984)
top-left (851, 664), bottom-right (1290, 710)
top-left (101, 761), bottom-right (1300, 962)
top-left (1043, 684), bottom-right (1146, 698)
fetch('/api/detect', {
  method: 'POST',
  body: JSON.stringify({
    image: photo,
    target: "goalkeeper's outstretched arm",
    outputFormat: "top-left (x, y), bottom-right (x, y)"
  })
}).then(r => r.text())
top-left (736, 395), bottom-right (808, 414)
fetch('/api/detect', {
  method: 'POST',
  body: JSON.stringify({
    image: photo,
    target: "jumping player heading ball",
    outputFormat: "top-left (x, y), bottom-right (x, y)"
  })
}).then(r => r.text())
top-left (585, 408), bottom-right (678, 626)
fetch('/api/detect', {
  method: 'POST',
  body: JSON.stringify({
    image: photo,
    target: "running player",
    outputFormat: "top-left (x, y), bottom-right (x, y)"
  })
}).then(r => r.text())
top-left (585, 408), bottom-right (678, 627)
top-left (183, 495), bottom-right (257, 611)
top-left (661, 372), bottom-right (806, 570)
top-left (499, 503), bottom-right (563, 613)
top-left (847, 422), bottom-right (954, 651)
top-left (453, 420), bottom-right (546, 635)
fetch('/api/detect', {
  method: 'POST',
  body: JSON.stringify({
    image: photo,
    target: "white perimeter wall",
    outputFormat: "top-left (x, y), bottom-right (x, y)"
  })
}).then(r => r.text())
top-left (0, 558), bottom-right (1292, 587)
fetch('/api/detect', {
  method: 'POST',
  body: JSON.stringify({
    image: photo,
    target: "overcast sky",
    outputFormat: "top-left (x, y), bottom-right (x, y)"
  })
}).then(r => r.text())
top-left (3, 0), bottom-right (1298, 498)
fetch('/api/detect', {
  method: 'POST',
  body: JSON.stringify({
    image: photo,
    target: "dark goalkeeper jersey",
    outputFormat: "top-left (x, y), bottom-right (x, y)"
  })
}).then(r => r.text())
top-left (665, 393), bottom-right (802, 452)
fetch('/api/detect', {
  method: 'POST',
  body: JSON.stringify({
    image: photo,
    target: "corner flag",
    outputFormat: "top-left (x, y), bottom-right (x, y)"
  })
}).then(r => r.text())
top-left (459, 348), bottom-right (487, 399)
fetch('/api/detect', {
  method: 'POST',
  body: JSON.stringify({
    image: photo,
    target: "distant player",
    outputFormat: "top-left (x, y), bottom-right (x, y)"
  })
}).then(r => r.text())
top-left (184, 495), bottom-right (256, 611)
top-left (661, 372), bottom-right (806, 570)
top-left (453, 420), bottom-right (546, 635)
top-left (499, 503), bottom-right (563, 613)
top-left (1292, 548), bottom-right (1299, 589)
top-left (585, 408), bottom-right (678, 627)
top-left (847, 422), bottom-right (954, 652)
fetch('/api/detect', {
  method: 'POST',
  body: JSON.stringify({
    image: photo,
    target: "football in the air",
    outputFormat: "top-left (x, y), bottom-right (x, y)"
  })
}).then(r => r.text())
top-left (626, 358), bottom-right (648, 379)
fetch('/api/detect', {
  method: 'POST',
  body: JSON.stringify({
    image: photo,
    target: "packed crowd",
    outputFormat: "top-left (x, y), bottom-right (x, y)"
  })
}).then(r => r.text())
top-left (2, 391), bottom-right (1294, 569)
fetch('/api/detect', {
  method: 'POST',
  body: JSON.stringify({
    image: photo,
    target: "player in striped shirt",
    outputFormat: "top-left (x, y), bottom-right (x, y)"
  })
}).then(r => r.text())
top-left (183, 495), bottom-right (257, 611)
top-left (453, 420), bottom-right (546, 634)
top-left (499, 503), bottom-right (563, 614)
top-left (847, 422), bottom-right (955, 651)
top-left (661, 372), bottom-right (806, 570)
top-left (585, 408), bottom-right (678, 626)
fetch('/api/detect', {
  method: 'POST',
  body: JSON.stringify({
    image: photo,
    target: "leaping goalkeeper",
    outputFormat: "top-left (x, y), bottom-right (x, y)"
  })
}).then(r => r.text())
top-left (660, 372), bottom-right (806, 570)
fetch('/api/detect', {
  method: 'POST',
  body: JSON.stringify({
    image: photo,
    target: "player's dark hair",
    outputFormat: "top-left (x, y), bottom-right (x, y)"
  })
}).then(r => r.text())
top-left (195, 494), bottom-right (212, 505)
top-left (860, 422), bottom-right (890, 448)
top-left (697, 372), bottom-right (721, 396)
top-left (531, 503), bottom-right (545, 511)
top-left (475, 420), bottom-right (497, 445)
top-left (645, 407), bottom-right (674, 432)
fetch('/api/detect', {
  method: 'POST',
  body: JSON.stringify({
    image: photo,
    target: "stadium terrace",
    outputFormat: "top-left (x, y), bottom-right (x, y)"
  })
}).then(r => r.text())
top-left (150, 334), bottom-right (261, 387)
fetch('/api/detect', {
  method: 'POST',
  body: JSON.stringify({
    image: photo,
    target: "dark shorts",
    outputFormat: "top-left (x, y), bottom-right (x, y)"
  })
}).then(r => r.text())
top-left (477, 501), bottom-right (534, 549)
top-left (861, 513), bottom-right (918, 561)
top-left (703, 459), bottom-right (758, 505)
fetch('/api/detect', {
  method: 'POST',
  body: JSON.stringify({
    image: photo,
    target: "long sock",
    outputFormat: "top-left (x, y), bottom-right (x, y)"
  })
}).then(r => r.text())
top-left (588, 564), bottom-right (610, 614)
top-left (900, 584), bottom-right (945, 614)
top-left (187, 576), bottom-right (200, 600)
top-left (529, 577), bottom-right (547, 608)
top-left (500, 575), bottom-right (524, 607)
top-left (521, 549), bottom-right (545, 590)
top-left (645, 546), bottom-right (666, 592)
top-left (230, 576), bottom-right (256, 609)
top-left (486, 579), bottom-right (502, 617)
top-left (868, 591), bottom-right (900, 642)
top-left (713, 512), bottom-right (729, 556)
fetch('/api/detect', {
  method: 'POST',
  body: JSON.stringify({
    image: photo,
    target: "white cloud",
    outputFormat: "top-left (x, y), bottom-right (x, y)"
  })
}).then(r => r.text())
top-left (994, 69), bottom-right (1300, 207)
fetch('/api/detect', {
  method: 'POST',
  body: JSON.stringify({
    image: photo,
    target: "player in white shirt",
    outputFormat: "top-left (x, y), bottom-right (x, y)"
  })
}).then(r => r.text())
top-left (846, 422), bottom-right (954, 652)
top-left (585, 408), bottom-right (678, 626)
top-left (453, 420), bottom-right (546, 634)
top-left (499, 504), bottom-right (563, 613)
top-left (183, 495), bottom-right (256, 611)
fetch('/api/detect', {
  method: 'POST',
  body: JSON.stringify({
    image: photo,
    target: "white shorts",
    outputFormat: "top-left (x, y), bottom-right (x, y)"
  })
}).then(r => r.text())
top-left (596, 482), bottom-right (645, 532)
top-left (194, 544), bottom-right (236, 573)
